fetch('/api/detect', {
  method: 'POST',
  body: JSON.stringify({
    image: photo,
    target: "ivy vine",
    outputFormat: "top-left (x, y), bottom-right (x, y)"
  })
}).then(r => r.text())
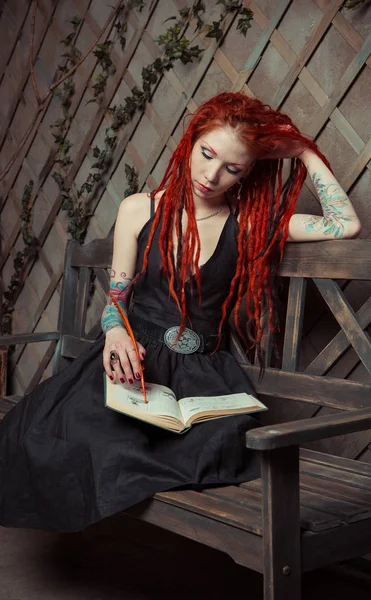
top-left (1, 0), bottom-right (254, 336)
top-left (1, 180), bottom-right (38, 335)
top-left (51, 0), bottom-right (253, 245)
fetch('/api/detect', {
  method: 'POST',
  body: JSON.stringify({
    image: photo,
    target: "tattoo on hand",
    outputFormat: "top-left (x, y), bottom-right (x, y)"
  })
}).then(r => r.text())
top-left (304, 173), bottom-right (356, 238)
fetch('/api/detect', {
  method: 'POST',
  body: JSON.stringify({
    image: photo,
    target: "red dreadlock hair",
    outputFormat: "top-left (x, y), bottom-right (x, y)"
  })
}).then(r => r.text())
top-left (135, 92), bottom-right (331, 365)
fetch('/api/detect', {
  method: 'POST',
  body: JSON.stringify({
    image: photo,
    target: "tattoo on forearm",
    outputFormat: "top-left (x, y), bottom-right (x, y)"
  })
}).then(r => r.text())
top-left (101, 278), bottom-right (132, 333)
top-left (303, 173), bottom-right (356, 238)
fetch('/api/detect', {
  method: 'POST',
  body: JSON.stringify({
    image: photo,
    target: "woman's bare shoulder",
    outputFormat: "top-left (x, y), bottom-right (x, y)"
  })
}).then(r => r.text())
top-left (117, 191), bottom-right (165, 236)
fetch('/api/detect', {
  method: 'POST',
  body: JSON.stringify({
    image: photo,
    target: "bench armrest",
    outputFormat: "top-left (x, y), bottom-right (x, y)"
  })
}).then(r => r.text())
top-left (0, 332), bottom-right (60, 346)
top-left (245, 407), bottom-right (371, 450)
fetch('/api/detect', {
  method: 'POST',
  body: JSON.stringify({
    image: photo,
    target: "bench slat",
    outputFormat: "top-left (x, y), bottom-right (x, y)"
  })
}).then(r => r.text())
top-left (300, 460), bottom-right (371, 491)
top-left (278, 240), bottom-right (371, 279)
top-left (127, 497), bottom-right (264, 572)
top-left (246, 471), bottom-right (371, 506)
top-left (244, 365), bottom-right (371, 410)
top-left (300, 474), bottom-right (371, 507)
top-left (155, 489), bottom-right (262, 535)
top-left (70, 238), bottom-right (113, 268)
top-left (314, 278), bottom-right (371, 375)
top-left (202, 485), bottom-right (342, 532)
top-left (300, 448), bottom-right (371, 477)
top-left (240, 479), bottom-right (371, 526)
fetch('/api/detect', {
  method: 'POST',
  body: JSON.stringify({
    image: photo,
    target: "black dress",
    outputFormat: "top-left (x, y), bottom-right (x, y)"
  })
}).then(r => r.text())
top-left (0, 206), bottom-right (260, 532)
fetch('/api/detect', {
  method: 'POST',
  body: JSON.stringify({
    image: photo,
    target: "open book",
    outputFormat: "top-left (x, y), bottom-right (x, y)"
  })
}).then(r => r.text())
top-left (105, 375), bottom-right (267, 433)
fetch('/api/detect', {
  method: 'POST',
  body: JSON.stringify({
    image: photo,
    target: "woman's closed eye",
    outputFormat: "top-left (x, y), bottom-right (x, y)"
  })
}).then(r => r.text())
top-left (200, 147), bottom-right (241, 175)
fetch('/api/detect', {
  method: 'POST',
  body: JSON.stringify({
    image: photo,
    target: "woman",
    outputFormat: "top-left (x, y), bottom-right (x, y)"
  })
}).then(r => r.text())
top-left (0, 93), bottom-right (360, 532)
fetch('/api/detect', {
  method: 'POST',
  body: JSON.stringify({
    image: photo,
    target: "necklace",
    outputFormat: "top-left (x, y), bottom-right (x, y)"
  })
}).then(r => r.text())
top-left (195, 204), bottom-right (225, 222)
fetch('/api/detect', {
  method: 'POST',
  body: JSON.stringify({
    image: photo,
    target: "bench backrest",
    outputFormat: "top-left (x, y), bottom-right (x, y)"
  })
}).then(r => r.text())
top-left (55, 239), bottom-right (371, 429)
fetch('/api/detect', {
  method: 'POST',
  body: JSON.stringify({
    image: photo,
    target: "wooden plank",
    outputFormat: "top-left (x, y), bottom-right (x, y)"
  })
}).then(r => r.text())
top-left (308, 29), bottom-right (371, 136)
top-left (304, 296), bottom-right (371, 376)
top-left (302, 519), bottom-right (371, 572)
top-left (203, 484), bottom-right (342, 532)
top-left (156, 489), bottom-right (262, 535)
top-left (242, 472), bottom-right (371, 525)
top-left (127, 498), bottom-right (264, 572)
top-left (244, 365), bottom-right (371, 410)
top-left (262, 447), bottom-right (301, 599)
top-left (278, 241), bottom-right (371, 279)
top-left (300, 473), bottom-right (371, 507)
top-left (300, 448), bottom-right (371, 478)
top-left (0, 332), bottom-right (60, 345)
top-left (300, 460), bottom-right (371, 492)
top-left (271, 0), bottom-right (343, 109)
top-left (74, 267), bottom-right (91, 338)
top-left (245, 406), bottom-right (371, 450)
top-left (313, 278), bottom-right (371, 375)
top-left (245, 471), bottom-right (371, 513)
top-left (282, 278), bottom-right (306, 371)
top-left (70, 238), bottom-right (112, 268)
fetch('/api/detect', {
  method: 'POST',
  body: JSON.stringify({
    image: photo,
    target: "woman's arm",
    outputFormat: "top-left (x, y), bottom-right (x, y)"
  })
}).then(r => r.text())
top-left (287, 149), bottom-right (361, 242)
top-left (102, 193), bottom-right (148, 384)
top-left (101, 196), bottom-right (138, 334)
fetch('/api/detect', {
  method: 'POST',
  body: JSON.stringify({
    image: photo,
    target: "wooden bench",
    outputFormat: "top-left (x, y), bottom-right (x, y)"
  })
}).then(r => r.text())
top-left (1, 237), bottom-right (371, 600)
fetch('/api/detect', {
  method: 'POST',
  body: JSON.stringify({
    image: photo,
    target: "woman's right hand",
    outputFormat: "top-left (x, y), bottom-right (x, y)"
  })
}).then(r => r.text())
top-left (103, 326), bottom-right (146, 385)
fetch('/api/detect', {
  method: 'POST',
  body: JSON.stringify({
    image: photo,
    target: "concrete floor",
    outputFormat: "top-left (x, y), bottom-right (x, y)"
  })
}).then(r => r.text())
top-left (1, 513), bottom-right (371, 600)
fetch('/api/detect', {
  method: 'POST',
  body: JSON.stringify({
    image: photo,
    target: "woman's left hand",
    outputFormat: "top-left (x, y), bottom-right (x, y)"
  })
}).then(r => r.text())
top-left (261, 124), bottom-right (309, 161)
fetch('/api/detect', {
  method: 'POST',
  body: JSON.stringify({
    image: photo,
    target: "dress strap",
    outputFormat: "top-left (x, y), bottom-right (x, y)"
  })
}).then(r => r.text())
top-left (150, 193), bottom-right (155, 218)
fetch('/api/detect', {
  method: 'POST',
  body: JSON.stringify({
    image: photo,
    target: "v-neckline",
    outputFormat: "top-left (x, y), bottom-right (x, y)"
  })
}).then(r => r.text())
top-left (184, 211), bottom-right (233, 284)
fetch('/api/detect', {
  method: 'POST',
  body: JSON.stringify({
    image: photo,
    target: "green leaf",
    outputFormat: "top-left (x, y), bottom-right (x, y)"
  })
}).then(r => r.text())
top-left (163, 16), bottom-right (177, 23)
top-left (179, 7), bottom-right (190, 19)
top-left (68, 16), bottom-right (82, 27)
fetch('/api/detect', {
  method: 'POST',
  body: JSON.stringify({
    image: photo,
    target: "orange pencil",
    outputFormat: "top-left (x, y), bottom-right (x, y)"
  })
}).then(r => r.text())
top-left (109, 294), bottom-right (148, 404)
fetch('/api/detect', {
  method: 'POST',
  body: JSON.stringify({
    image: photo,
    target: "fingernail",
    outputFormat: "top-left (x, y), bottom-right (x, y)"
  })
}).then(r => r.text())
top-left (120, 377), bottom-right (125, 384)
top-left (109, 375), bottom-right (114, 381)
top-left (135, 372), bottom-right (141, 380)
top-left (128, 378), bottom-right (134, 384)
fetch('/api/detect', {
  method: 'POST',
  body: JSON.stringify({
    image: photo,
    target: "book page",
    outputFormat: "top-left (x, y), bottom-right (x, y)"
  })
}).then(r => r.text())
top-left (106, 377), bottom-right (183, 422)
top-left (178, 393), bottom-right (267, 425)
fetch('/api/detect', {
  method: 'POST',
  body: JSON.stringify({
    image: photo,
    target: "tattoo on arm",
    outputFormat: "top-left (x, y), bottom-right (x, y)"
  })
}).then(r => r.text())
top-left (101, 277), bottom-right (132, 333)
top-left (302, 173), bottom-right (355, 239)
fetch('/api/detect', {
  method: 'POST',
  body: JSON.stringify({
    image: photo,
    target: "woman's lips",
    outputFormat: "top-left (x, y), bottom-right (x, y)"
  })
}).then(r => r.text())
top-left (195, 181), bottom-right (213, 192)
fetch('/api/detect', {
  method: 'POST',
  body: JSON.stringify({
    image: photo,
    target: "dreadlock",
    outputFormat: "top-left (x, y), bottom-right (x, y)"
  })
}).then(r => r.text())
top-left (134, 92), bottom-right (331, 365)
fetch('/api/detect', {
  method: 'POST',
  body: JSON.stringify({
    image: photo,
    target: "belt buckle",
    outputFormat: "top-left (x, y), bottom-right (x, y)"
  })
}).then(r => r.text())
top-left (164, 326), bottom-right (201, 354)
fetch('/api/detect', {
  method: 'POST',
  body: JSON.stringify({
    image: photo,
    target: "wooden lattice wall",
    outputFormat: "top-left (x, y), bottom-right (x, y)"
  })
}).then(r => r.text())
top-left (0, 0), bottom-right (371, 459)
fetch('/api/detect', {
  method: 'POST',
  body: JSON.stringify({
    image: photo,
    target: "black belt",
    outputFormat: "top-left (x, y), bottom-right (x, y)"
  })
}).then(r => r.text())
top-left (129, 314), bottom-right (227, 354)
